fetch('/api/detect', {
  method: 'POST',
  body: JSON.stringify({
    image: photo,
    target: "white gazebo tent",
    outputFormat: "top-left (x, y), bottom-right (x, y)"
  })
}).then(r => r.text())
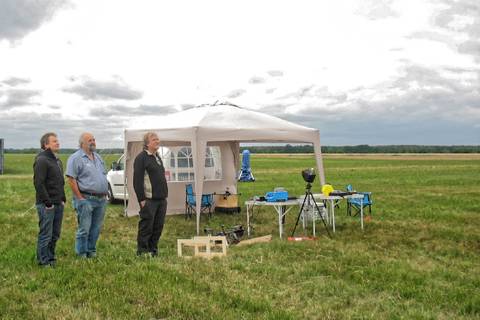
top-left (124, 104), bottom-right (326, 234)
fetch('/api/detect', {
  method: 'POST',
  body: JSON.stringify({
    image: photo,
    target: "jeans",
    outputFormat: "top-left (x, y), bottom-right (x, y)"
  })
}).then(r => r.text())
top-left (36, 203), bottom-right (64, 265)
top-left (137, 199), bottom-right (167, 255)
top-left (73, 196), bottom-right (106, 257)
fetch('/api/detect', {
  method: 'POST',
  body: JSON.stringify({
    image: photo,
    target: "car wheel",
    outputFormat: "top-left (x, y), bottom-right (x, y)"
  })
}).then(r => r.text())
top-left (107, 184), bottom-right (115, 204)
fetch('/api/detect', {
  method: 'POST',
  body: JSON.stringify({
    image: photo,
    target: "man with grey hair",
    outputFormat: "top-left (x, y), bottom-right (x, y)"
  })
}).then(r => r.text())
top-left (66, 132), bottom-right (108, 258)
top-left (133, 132), bottom-right (168, 257)
top-left (33, 132), bottom-right (66, 267)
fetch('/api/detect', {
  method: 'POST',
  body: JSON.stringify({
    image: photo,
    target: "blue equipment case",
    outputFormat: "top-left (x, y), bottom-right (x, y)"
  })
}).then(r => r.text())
top-left (265, 190), bottom-right (289, 202)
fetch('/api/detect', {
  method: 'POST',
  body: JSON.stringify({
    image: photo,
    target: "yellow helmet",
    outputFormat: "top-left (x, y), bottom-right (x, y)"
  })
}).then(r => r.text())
top-left (322, 184), bottom-right (334, 196)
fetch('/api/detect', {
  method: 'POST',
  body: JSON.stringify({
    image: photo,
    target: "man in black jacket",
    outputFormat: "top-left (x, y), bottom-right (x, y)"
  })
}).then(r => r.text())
top-left (33, 132), bottom-right (66, 267)
top-left (133, 132), bottom-right (168, 257)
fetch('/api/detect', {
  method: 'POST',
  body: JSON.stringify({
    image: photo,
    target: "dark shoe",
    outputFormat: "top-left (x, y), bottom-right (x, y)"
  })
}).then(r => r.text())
top-left (137, 251), bottom-right (150, 257)
top-left (39, 263), bottom-right (53, 268)
top-left (87, 252), bottom-right (97, 259)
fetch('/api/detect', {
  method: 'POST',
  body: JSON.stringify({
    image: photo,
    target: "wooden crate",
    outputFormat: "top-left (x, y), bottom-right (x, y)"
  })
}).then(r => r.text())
top-left (177, 236), bottom-right (227, 259)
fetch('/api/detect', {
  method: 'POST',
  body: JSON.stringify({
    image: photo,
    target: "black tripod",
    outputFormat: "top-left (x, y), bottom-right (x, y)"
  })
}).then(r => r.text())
top-left (291, 182), bottom-right (331, 237)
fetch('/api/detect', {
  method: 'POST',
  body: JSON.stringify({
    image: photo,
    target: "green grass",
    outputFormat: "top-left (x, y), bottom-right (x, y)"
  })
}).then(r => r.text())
top-left (0, 153), bottom-right (479, 319)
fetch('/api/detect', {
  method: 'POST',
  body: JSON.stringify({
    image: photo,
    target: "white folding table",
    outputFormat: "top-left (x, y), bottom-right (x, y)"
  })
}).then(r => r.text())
top-left (245, 199), bottom-right (299, 239)
top-left (303, 193), bottom-right (366, 233)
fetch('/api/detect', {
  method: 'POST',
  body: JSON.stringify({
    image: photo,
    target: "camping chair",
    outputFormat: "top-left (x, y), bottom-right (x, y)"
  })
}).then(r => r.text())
top-left (346, 184), bottom-right (373, 216)
top-left (185, 184), bottom-right (214, 219)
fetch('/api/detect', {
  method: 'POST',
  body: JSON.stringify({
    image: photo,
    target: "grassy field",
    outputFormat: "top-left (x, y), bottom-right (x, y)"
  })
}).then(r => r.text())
top-left (0, 153), bottom-right (479, 319)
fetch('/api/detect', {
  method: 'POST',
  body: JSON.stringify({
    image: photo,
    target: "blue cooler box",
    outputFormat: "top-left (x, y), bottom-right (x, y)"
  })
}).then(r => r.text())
top-left (265, 191), bottom-right (289, 202)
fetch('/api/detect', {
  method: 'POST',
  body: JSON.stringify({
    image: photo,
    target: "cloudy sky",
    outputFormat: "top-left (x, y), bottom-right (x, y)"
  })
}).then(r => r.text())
top-left (0, 0), bottom-right (479, 148)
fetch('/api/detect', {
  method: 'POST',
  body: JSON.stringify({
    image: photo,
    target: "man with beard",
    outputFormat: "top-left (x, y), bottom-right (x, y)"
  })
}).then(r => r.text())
top-left (33, 132), bottom-right (66, 267)
top-left (66, 132), bottom-right (108, 258)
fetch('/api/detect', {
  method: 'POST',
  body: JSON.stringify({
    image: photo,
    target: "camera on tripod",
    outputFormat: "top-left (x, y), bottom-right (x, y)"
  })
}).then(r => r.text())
top-left (302, 168), bottom-right (316, 184)
top-left (291, 167), bottom-right (331, 237)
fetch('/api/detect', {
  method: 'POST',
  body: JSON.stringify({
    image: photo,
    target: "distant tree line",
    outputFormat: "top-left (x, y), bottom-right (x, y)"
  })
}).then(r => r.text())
top-left (240, 144), bottom-right (480, 153)
top-left (5, 145), bottom-right (480, 154)
top-left (4, 148), bottom-right (125, 154)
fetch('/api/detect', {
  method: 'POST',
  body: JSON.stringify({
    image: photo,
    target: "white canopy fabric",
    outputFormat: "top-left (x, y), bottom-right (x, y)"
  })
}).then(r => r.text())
top-left (124, 104), bottom-right (326, 234)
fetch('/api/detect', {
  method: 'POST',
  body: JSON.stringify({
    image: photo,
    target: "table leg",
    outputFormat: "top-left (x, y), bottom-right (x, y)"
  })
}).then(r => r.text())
top-left (247, 205), bottom-right (251, 237)
top-left (277, 206), bottom-right (283, 239)
top-left (360, 198), bottom-right (364, 230)
top-left (327, 201), bottom-right (331, 225)
top-left (302, 206), bottom-right (306, 233)
top-left (312, 207), bottom-right (316, 237)
top-left (330, 199), bottom-right (336, 233)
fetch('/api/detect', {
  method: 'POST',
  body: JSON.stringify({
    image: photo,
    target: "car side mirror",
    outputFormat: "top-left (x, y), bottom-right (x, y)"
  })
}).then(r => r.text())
top-left (111, 162), bottom-right (121, 171)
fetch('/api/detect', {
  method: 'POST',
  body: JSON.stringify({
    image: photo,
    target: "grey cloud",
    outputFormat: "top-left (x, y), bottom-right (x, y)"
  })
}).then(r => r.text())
top-left (0, 88), bottom-right (41, 108)
top-left (63, 78), bottom-right (143, 101)
top-left (312, 88), bottom-right (348, 105)
top-left (2, 60), bottom-right (479, 147)
top-left (407, 31), bottom-right (456, 47)
top-left (433, 0), bottom-right (480, 60)
top-left (355, 0), bottom-right (399, 20)
top-left (343, 64), bottom-right (480, 124)
top-left (0, 105), bottom-right (196, 148)
top-left (278, 85), bottom-right (315, 100)
top-left (0, 0), bottom-right (70, 42)
top-left (226, 89), bottom-right (246, 99)
top-left (89, 104), bottom-right (177, 118)
top-left (391, 64), bottom-right (475, 95)
top-left (270, 61), bottom-right (480, 144)
top-left (443, 66), bottom-right (477, 74)
top-left (2, 77), bottom-right (31, 86)
top-left (265, 88), bottom-right (277, 94)
top-left (181, 104), bottom-right (195, 110)
top-left (89, 105), bottom-right (133, 118)
top-left (0, 111), bottom-right (127, 148)
top-left (320, 118), bottom-right (479, 145)
top-left (298, 86), bottom-right (315, 99)
top-left (257, 103), bottom-right (293, 116)
top-left (281, 104), bottom-right (479, 145)
top-left (277, 85), bottom-right (348, 104)
top-left (138, 104), bottom-right (177, 115)
top-left (267, 70), bottom-right (284, 77)
top-left (458, 40), bottom-right (480, 61)
top-left (434, 0), bottom-right (480, 36)
top-left (249, 76), bottom-right (266, 84)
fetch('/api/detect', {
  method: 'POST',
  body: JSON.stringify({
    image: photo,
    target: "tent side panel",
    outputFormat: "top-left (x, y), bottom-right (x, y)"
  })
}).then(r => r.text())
top-left (126, 141), bottom-right (142, 217)
top-left (312, 133), bottom-right (326, 186)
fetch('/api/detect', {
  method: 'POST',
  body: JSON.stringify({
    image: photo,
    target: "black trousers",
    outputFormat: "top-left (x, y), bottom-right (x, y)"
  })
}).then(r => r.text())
top-left (137, 199), bottom-right (167, 254)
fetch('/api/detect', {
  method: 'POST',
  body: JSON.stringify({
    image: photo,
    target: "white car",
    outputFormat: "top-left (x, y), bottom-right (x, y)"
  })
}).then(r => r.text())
top-left (106, 147), bottom-right (223, 203)
top-left (106, 154), bottom-right (128, 203)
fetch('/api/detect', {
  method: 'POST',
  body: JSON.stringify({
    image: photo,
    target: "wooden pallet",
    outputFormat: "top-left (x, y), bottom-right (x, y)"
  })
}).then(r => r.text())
top-left (177, 236), bottom-right (227, 259)
top-left (237, 235), bottom-right (272, 246)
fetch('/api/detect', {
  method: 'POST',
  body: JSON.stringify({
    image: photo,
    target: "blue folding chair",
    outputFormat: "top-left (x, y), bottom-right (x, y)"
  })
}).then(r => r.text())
top-left (185, 184), bottom-right (214, 219)
top-left (346, 184), bottom-right (373, 216)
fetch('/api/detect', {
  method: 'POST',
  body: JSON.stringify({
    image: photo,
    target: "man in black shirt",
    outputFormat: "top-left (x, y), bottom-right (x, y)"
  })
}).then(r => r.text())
top-left (133, 132), bottom-right (168, 257)
top-left (33, 132), bottom-right (66, 267)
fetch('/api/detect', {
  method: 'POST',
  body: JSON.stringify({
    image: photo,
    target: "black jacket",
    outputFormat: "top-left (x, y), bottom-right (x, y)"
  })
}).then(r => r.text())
top-left (33, 149), bottom-right (66, 206)
top-left (133, 150), bottom-right (168, 202)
